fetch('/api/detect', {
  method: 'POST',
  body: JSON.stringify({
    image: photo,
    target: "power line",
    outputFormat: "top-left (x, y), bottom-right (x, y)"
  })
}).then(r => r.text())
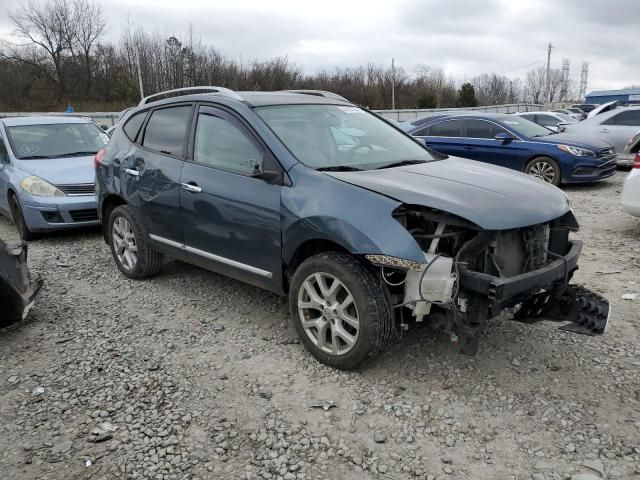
top-left (499, 58), bottom-right (546, 76)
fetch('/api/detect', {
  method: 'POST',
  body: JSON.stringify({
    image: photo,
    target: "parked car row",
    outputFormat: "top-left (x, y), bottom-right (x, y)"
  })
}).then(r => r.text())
top-left (0, 88), bottom-right (632, 371)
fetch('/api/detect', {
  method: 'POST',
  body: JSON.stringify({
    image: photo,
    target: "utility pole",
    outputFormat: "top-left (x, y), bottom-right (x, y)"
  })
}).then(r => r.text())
top-left (579, 62), bottom-right (589, 100)
top-left (135, 48), bottom-right (144, 101)
top-left (545, 42), bottom-right (553, 105)
top-left (391, 58), bottom-right (396, 110)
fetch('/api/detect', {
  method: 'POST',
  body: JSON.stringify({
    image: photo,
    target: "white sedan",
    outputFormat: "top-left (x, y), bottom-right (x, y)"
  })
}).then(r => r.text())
top-left (621, 153), bottom-right (640, 217)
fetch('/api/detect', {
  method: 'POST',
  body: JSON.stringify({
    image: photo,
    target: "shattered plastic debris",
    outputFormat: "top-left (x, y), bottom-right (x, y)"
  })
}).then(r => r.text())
top-left (621, 293), bottom-right (637, 300)
top-left (85, 459), bottom-right (92, 467)
top-left (32, 386), bottom-right (45, 396)
top-left (308, 400), bottom-right (337, 411)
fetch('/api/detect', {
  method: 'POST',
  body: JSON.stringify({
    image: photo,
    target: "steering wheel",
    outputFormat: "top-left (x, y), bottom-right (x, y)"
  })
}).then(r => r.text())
top-left (346, 143), bottom-right (373, 161)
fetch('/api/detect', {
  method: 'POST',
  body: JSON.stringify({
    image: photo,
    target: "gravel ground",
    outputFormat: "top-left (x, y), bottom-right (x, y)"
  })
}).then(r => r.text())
top-left (0, 171), bottom-right (639, 480)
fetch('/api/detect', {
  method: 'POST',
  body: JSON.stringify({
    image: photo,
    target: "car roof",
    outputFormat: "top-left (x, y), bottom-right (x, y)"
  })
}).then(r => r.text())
top-left (0, 115), bottom-right (94, 127)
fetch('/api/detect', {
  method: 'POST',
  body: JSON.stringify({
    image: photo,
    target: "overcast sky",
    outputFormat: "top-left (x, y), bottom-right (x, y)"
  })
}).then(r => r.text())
top-left (1, 0), bottom-right (638, 92)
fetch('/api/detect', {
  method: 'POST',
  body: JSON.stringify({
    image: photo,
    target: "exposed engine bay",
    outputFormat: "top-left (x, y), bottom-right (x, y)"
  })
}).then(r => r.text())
top-left (367, 205), bottom-right (610, 354)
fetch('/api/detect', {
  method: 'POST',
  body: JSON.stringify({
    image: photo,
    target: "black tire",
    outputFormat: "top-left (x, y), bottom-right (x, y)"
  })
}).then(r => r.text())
top-left (108, 205), bottom-right (163, 279)
top-left (9, 193), bottom-right (39, 241)
top-left (524, 156), bottom-right (562, 186)
top-left (288, 251), bottom-right (393, 370)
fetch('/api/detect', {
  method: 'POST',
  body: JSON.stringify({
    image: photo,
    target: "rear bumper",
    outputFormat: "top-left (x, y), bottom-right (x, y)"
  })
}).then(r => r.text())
top-left (621, 170), bottom-right (640, 217)
top-left (459, 240), bottom-right (582, 308)
top-left (21, 194), bottom-right (99, 232)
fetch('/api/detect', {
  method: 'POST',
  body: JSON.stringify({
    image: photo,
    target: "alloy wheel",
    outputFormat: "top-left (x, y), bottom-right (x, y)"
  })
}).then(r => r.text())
top-left (297, 272), bottom-right (360, 355)
top-left (112, 217), bottom-right (138, 271)
top-left (528, 161), bottom-right (556, 183)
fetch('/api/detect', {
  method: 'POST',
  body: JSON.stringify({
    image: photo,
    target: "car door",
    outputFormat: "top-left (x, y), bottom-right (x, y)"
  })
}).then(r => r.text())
top-left (121, 104), bottom-right (193, 256)
top-left (179, 104), bottom-right (283, 292)
top-left (459, 119), bottom-right (525, 169)
top-left (421, 119), bottom-right (466, 157)
top-left (598, 110), bottom-right (640, 152)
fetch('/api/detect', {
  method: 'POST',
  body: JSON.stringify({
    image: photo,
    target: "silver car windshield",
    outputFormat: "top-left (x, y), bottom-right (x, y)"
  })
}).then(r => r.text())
top-left (255, 104), bottom-right (435, 170)
top-left (7, 123), bottom-right (109, 159)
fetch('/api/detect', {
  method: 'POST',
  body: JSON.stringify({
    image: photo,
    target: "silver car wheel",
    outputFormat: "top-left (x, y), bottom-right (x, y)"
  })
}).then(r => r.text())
top-left (528, 161), bottom-right (556, 183)
top-left (112, 217), bottom-right (138, 271)
top-left (297, 272), bottom-right (360, 355)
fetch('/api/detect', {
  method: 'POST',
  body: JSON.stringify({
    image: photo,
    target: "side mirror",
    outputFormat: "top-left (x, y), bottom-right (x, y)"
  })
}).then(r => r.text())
top-left (494, 132), bottom-right (515, 143)
top-left (100, 124), bottom-right (109, 131)
top-left (250, 157), bottom-right (282, 184)
top-left (557, 122), bottom-right (568, 132)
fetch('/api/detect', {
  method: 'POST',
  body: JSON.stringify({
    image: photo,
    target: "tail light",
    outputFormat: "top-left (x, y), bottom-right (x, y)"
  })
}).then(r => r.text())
top-left (634, 152), bottom-right (640, 169)
top-left (94, 149), bottom-right (106, 170)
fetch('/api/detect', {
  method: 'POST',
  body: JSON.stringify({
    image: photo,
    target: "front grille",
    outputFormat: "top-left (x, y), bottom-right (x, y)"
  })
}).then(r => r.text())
top-left (596, 147), bottom-right (616, 159)
top-left (57, 183), bottom-right (95, 196)
top-left (70, 208), bottom-right (98, 222)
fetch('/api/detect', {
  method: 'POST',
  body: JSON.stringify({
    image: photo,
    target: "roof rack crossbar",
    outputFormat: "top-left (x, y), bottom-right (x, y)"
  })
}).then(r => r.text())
top-left (279, 90), bottom-right (349, 102)
top-left (138, 86), bottom-right (243, 106)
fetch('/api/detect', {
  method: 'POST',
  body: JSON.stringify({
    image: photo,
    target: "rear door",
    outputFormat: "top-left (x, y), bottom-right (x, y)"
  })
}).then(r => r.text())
top-left (0, 133), bottom-right (9, 214)
top-left (422, 119), bottom-right (466, 157)
top-left (179, 104), bottom-right (283, 291)
top-left (461, 119), bottom-right (525, 169)
top-left (599, 110), bottom-right (640, 152)
top-left (121, 104), bottom-right (193, 256)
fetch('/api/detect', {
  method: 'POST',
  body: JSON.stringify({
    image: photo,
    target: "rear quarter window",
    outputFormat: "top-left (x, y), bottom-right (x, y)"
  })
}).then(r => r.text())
top-left (123, 111), bottom-right (147, 141)
top-left (142, 105), bottom-right (192, 157)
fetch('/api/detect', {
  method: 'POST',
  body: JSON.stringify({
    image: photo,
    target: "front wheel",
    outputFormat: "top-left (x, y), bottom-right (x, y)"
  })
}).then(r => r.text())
top-left (288, 252), bottom-right (393, 370)
top-left (9, 194), bottom-right (39, 241)
top-left (524, 156), bottom-right (561, 186)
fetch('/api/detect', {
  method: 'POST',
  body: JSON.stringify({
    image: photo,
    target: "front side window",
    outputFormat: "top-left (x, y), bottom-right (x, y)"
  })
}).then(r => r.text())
top-left (142, 105), bottom-right (192, 156)
top-left (255, 104), bottom-right (435, 169)
top-left (603, 110), bottom-right (640, 126)
top-left (537, 114), bottom-right (560, 127)
top-left (465, 120), bottom-right (507, 139)
top-left (6, 123), bottom-right (109, 160)
top-left (429, 120), bottom-right (464, 138)
top-left (194, 113), bottom-right (262, 175)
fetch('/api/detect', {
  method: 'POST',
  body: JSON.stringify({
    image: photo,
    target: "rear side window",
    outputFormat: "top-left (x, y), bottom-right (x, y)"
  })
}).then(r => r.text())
top-left (429, 120), bottom-right (464, 137)
top-left (142, 106), bottom-right (192, 156)
top-left (465, 120), bottom-right (508, 139)
top-left (123, 111), bottom-right (147, 141)
top-left (0, 136), bottom-right (7, 162)
top-left (413, 126), bottom-right (430, 136)
top-left (603, 110), bottom-right (640, 126)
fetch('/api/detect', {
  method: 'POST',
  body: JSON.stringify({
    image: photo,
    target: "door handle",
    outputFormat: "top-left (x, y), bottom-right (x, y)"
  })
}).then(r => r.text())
top-left (125, 168), bottom-right (140, 177)
top-left (600, 128), bottom-right (609, 133)
top-left (181, 182), bottom-right (202, 193)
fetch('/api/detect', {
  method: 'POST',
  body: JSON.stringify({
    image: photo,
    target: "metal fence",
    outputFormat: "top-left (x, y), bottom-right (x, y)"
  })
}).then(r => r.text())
top-left (0, 112), bottom-right (121, 126)
top-left (0, 103), bottom-right (546, 125)
top-left (374, 103), bottom-right (544, 121)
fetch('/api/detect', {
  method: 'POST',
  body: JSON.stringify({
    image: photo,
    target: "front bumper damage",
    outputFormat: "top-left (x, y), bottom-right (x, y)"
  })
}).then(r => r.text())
top-left (0, 239), bottom-right (42, 326)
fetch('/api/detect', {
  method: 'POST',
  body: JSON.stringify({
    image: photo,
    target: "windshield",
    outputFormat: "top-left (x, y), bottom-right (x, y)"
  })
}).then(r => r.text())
top-left (500, 115), bottom-right (553, 138)
top-left (557, 113), bottom-right (576, 123)
top-left (255, 104), bottom-right (435, 169)
top-left (7, 123), bottom-right (109, 159)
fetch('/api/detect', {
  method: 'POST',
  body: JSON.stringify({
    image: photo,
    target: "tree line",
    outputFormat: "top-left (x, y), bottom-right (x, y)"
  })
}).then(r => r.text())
top-left (0, 0), bottom-right (577, 112)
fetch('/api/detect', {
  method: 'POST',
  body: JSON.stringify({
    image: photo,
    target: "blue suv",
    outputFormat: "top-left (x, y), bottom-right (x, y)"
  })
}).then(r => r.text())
top-left (96, 87), bottom-right (609, 369)
top-left (402, 113), bottom-right (616, 185)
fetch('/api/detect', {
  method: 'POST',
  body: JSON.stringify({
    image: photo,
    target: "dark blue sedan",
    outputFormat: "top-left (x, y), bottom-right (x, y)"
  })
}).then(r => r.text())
top-left (403, 113), bottom-right (616, 185)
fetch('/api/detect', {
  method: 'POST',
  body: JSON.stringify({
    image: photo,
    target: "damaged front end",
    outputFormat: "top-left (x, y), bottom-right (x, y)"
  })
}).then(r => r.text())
top-left (0, 238), bottom-right (42, 326)
top-left (367, 205), bottom-right (609, 354)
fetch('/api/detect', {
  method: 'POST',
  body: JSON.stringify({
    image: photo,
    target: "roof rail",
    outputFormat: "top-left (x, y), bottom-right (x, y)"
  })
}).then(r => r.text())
top-left (279, 90), bottom-right (349, 102)
top-left (138, 86), bottom-right (243, 106)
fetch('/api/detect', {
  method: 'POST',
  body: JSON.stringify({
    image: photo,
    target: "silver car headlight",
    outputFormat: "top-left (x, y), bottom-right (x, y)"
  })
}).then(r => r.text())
top-left (20, 176), bottom-right (66, 197)
top-left (557, 144), bottom-right (595, 157)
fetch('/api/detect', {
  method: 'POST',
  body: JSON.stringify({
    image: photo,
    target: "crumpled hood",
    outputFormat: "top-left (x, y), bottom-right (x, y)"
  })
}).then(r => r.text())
top-left (536, 131), bottom-right (614, 151)
top-left (16, 156), bottom-right (96, 185)
top-left (326, 157), bottom-right (572, 230)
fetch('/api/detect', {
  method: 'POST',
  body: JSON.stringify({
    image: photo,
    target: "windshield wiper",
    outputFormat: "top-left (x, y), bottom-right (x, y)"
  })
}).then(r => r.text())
top-left (316, 165), bottom-right (365, 172)
top-left (375, 159), bottom-right (427, 169)
top-left (17, 155), bottom-right (50, 160)
top-left (51, 151), bottom-right (99, 158)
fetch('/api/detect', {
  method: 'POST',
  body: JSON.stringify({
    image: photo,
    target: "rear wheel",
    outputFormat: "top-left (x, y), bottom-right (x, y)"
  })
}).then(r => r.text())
top-left (524, 156), bottom-right (561, 186)
top-left (108, 205), bottom-right (163, 279)
top-left (9, 194), bottom-right (38, 241)
top-left (289, 252), bottom-right (393, 370)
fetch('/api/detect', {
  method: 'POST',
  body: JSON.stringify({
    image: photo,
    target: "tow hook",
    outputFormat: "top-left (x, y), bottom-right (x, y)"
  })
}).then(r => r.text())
top-left (514, 284), bottom-right (610, 335)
